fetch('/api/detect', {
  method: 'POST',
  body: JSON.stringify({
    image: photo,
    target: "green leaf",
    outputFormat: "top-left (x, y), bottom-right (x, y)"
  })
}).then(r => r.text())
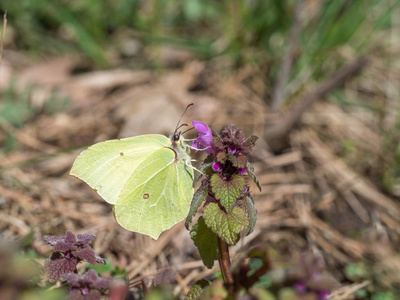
top-left (246, 162), bottom-right (261, 192)
top-left (203, 203), bottom-right (248, 245)
top-left (278, 288), bottom-right (297, 300)
top-left (244, 194), bottom-right (257, 235)
top-left (185, 185), bottom-right (208, 230)
top-left (249, 286), bottom-right (275, 300)
top-left (200, 279), bottom-right (228, 300)
top-left (211, 174), bottom-right (246, 213)
top-left (190, 217), bottom-right (218, 269)
top-left (345, 262), bottom-right (368, 281)
top-left (185, 280), bottom-right (210, 300)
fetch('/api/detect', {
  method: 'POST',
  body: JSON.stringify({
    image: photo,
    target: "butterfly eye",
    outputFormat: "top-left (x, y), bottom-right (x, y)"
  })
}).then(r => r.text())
top-left (173, 133), bottom-right (180, 141)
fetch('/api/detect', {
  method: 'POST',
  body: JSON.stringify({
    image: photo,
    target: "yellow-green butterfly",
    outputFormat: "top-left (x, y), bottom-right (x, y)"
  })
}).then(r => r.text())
top-left (70, 106), bottom-right (194, 239)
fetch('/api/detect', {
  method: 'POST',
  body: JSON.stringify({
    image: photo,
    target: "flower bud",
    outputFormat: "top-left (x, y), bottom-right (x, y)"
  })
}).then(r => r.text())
top-left (212, 163), bottom-right (222, 172)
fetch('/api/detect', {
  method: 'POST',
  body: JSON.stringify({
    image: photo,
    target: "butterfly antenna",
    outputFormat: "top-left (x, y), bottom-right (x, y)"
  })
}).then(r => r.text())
top-left (176, 123), bottom-right (188, 132)
top-left (174, 103), bottom-right (194, 135)
top-left (181, 126), bottom-right (194, 135)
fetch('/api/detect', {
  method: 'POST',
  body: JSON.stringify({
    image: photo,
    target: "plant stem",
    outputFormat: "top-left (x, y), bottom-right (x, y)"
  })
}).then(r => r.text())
top-left (217, 237), bottom-right (234, 286)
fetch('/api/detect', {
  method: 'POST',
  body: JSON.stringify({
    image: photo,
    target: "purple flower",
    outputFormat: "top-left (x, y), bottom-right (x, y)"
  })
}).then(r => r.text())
top-left (192, 121), bottom-right (213, 154)
top-left (318, 290), bottom-right (330, 300)
top-left (239, 168), bottom-right (246, 175)
top-left (228, 146), bottom-right (236, 154)
top-left (295, 281), bottom-right (307, 294)
top-left (212, 163), bottom-right (222, 172)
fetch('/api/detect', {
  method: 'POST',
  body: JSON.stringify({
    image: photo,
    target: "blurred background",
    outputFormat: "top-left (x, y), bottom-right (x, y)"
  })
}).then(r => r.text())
top-left (1, 0), bottom-right (400, 298)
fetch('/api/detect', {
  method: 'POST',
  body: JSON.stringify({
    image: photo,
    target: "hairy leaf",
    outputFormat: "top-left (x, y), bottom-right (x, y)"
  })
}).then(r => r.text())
top-left (203, 203), bottom-right (248, 245)
top-left (54, 241), bottom-right (76, 252)
top-left (75, 233), bottom-right (96, 246)
top-left (243, 135), bottom-right (258, 153)
top-left (246, 162), bottom-right (261, 192)
top-left (65, 231), bottom-right (77, 244)
top-left (201, 279), bottom-right (228, 300)
top-left (43, 235), bottom-right (65, 246)
top-left (64, 269), bottom-right (109, 289)
top-left (68, 289), bottom-right (101, 300)
top-left (44, 252), bottom-right (78, 282)
top-left (211, 174), bottom-right (246, 213)
top-left (74, 247), bottom-right (97, 265)
top-left (231, 154), bottom-right (248, 168)
top-left (244, 194), bottom-right (257, 236)
top-left (190, 217), bottom-right (218, 268)
top-left (185, 280), bottom-right (210, 300)
top-left (185, 185), bottom-right (208, 229)
top-left (43, 230), bottom-right (105, 282)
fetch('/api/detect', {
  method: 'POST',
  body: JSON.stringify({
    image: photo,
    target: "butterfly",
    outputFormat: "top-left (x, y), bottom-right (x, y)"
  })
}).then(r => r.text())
top-left (70, 106), bottom-right (194, 239)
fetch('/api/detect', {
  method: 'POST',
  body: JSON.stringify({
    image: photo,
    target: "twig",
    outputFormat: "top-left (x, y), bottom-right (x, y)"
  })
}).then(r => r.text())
top-left (0, 12), bottom-right (6, 69)
top-left (270, 0), bottom-right (303, 113)
top-left (329, 280), bottom-right (370, 300)
top-left (265, 57), bottom-right (368, 149)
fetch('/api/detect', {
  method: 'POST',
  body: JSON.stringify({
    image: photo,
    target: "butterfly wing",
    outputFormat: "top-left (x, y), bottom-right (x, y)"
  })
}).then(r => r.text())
top-left (115, 142), bottom-right (194, 239)
top-left (70, 135), bottom-right (170, 205)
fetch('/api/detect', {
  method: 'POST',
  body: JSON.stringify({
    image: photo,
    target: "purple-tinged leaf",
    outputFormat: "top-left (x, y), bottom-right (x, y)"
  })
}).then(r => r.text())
top-left (67, 288), bottom-right (101, 300)
top-left (231, 154), bottom-right (248, 168)
top-left (63, 272), bottom-right (82, 285)
top-left (65, 231), bottom-right (77, 244)
top-left (74, 247), bottom-right (97, 265)
top-left (44, 252), bottom-right (78, 282)
top-left (185, 185), bottom-right (208, 230)
top-left (76, 233), bottom-right (96, 246)
top-left (190, 217), bottom-right (218, 269)
top-left (95, 254), bottom-right (106, 265)
top-left (84, 269), bottom-right (99, 282)
top-left (63, 270), bottom-right (110, 300)
top-left (242, 135), bottom-right (258, 154)
top-left (211, 174), bottom-right (246, 213)
top-left (43, 231), bottom-right (105, 282)
top-left (43, 235), bottom-right (65, 246)
top-left (203, 203), bottom-right (248, 245)
top-left (246, 162), bottom-right (261, 192)
top-left (54, 241), bottom-right (76, 252)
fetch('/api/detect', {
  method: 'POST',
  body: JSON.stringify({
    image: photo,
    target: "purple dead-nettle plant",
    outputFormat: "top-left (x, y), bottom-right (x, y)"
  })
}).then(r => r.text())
top-left (63, 269), bottom-right (110, 300)
top-left (187, 122), bottom-right (261, 286)
top-left (289, 251), bottom-right (332, 300)
top-left (43, 231), bottom-right (105, 282)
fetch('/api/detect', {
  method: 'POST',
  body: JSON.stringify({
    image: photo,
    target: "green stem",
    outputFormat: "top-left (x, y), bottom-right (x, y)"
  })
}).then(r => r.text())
top-left (217, 237), bottom-right (234, 287)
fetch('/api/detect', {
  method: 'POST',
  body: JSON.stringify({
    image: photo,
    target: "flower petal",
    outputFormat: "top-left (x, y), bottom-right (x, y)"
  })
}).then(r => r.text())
top-left (192, 121), bottom-right (211, 133)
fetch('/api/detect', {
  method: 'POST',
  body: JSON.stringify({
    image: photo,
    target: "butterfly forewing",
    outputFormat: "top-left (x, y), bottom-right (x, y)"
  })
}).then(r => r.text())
top-left (70, 135), bottom-right (170, 205)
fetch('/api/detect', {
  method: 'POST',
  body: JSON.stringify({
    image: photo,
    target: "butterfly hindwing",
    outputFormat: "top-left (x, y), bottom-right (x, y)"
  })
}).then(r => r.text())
top-left (115, 144), bottom-right (194, 239)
